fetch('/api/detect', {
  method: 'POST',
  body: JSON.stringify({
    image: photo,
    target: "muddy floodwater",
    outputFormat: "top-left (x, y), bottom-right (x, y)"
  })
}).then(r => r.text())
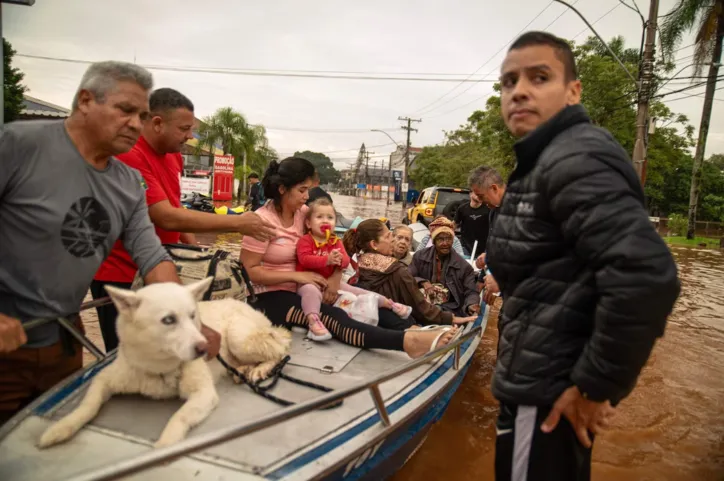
top-left (82, 193), bottom-right (724, 480)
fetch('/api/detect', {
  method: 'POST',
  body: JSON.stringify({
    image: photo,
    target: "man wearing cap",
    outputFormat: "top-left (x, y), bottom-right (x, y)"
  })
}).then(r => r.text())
top-left (410, 216), bottom-right (480, 316)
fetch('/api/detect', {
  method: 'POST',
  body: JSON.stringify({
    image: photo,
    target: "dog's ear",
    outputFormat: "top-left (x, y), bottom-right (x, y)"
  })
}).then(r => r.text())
top-left (186, 277), bottom-right (214, 301)
top-left (105, 285), bottom-right (141, 314)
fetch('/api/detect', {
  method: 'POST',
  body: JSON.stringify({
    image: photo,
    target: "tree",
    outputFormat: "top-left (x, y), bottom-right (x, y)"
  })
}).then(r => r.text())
top-left (293, 150), bottom-right (341, 185)
top-left (3, 38), bottom-right (27, 123)
top-left (660, 0), bottom-right (724, 239)
top-left (195, 107), bottom-right (272, 200)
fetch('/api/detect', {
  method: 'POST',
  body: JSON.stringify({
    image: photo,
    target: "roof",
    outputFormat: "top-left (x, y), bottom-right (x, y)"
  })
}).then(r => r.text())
top-left (21, 95), bottom-right (71, 119)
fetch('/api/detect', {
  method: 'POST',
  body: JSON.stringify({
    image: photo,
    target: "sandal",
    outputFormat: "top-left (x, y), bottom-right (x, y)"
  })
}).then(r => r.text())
top-left (429, 326), bottom-right (463, 353)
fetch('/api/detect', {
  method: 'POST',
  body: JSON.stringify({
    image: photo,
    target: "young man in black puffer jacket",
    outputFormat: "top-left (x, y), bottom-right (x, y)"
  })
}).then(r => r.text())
top-left (486, 32), bottom-right (680, 481)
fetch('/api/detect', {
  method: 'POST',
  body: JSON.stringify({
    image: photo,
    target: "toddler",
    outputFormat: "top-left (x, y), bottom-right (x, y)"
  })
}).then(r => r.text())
top-left (296, 198), bottom-right (412, 341)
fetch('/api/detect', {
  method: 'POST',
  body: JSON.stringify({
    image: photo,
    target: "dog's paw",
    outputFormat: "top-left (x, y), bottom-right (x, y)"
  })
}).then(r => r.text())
top-left (232, 365), bottom-right (253, 384)
top-left (38, 421), bottom-right (78, 449)
top-left (155, 432), bottom-right (183, 448)
top-left (155, 423), bottom-right (187, 448)
top-left (247, 364), bottom-right (273, 383)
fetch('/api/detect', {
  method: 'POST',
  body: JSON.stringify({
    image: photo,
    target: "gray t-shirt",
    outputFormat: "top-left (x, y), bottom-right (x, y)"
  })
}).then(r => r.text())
top-left (0, 120), bottom-right (171, 347)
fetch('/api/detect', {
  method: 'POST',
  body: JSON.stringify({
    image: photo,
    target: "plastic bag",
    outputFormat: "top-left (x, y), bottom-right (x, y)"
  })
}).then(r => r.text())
top-left (334, 291), bottom-right (380, 326)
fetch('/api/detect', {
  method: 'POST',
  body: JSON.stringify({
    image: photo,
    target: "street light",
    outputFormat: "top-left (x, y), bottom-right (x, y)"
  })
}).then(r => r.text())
top-left (1, 0), bottom-right (36, 126)
top-left (371, 129), bottom-right (403, 206)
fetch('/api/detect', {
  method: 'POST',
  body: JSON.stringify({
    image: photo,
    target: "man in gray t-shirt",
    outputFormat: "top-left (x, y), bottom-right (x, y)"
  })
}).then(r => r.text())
top-left (0, 61), bottom-right (191, 423)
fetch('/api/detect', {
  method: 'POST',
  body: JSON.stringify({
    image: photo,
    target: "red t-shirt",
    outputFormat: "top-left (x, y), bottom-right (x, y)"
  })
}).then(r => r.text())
top-left (94, 136), bottom-right (183, 283)
top-left (295, 233), bottom-right (350, 279)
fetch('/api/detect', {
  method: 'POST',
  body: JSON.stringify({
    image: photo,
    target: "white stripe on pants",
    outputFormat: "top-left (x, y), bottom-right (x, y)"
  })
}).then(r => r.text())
top-left (512, 405), bottom-right (537, 481)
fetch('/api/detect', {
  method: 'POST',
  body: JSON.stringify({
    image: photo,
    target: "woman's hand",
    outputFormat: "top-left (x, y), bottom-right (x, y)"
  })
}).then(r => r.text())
top-left (295, 272), bottom-right (328, 290)
top-left (323, 270), bottom-right (342, 304)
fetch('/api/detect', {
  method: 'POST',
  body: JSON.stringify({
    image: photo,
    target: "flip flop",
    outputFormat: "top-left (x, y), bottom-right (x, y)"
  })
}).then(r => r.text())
top-left (429, 326), bottom-right (463, 353)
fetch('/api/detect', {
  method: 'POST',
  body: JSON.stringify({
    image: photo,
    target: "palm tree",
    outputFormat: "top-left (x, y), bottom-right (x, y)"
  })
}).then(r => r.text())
top-left (196, 107), bottom-right (273, 200)
top-left (660, 0), bottom-right (724, 239)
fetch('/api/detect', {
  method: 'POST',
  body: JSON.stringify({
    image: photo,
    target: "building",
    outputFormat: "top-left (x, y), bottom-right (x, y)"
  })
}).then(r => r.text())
top-left (19, 95), bottom-right (70, 120)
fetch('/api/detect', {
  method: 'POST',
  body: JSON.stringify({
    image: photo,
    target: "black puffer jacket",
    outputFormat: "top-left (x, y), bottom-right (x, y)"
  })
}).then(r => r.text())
top-left (486, 105), bottom-right (680, 406)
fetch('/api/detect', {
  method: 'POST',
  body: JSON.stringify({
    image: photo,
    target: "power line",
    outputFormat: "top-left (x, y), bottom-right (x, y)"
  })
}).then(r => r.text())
top-left (653, 79), bottom-right (719, 99)
top-left (415, 0), bottom-right (582, 118)
top-left (263, 126), bottom-right (402, 133)
top-left (572, 3), bottom-right (622, 39)
top-left (617, 0), bottom-right (644, 22)
top-left (16, 53), bottom-right (501, 83)
top-left (316, 142), bottom-right (399, 154)
top-left (422, 0), bottom-right (591, 120)
top-left (662, 85), bottom-right (724, 102)
top-left (408, 1), bottom-right (556, 117)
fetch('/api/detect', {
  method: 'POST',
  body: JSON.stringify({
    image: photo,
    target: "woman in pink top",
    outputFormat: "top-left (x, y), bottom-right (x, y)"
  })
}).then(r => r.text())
top-left (241, 157), bottom-right (460, 358)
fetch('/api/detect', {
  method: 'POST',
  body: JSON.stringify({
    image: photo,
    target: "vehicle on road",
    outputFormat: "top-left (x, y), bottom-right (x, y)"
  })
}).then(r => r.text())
top-left (404, 186), bottom-right (469, 226)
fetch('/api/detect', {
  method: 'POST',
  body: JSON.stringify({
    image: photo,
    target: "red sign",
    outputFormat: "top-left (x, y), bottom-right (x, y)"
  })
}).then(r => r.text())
top-left (213, 155), bottom-right (235, 201)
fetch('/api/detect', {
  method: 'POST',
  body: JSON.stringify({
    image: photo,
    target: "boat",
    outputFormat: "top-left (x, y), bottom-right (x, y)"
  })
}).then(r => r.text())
top-left (0, 301), bottom-right (489, 481)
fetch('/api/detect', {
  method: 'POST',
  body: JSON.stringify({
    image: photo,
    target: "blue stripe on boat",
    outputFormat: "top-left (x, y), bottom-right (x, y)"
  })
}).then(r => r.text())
top-left (266, 321), bottom-right (480, 479)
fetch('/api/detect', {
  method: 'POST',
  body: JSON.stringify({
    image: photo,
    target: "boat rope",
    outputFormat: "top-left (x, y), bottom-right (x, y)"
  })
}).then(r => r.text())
top-left (216, 354), bottom-right (343, 410)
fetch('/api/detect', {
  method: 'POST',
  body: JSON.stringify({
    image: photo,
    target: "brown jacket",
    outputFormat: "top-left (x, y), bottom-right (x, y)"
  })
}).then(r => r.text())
top-left (356, 253), bottom-right (453, 326)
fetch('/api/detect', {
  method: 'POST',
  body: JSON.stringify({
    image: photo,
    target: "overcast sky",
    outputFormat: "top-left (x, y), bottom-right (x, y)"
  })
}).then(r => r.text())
top-left (4, 0), bottom-right (720, 170)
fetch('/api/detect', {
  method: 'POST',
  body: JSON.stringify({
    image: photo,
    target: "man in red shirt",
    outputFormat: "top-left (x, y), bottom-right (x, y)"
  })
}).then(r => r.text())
top-left (92, 88), bottom-right (275, 351)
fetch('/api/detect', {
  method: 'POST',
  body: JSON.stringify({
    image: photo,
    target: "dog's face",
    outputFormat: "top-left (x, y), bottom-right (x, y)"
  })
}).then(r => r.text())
top-left (105, 278), bottom-right (214, 362)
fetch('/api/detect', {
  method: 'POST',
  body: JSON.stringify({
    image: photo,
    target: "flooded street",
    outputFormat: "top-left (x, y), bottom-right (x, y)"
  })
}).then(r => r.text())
top-left (80, 194), bottom-right (724, 480)
top-left (331, 195), bottom-right (724, 481)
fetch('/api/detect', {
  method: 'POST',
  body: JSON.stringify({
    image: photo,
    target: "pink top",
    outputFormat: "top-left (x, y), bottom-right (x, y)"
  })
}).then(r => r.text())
top-left (242, 203), bottom-right (309, 294)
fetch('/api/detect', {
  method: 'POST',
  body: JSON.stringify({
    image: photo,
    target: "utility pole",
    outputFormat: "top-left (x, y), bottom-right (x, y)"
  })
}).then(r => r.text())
top-left (398, 116), bottom-right (421, 208)
top-left (364, 150), bottom-right (374, 190)
top-left (632, 0), bottom-right (659, 185)
top-left (386, 153), bottom-right (393, 206)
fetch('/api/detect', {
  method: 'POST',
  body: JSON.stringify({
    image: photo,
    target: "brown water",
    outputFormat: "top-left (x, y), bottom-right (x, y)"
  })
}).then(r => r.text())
top-left (81, 194), bottom-right (724, 480)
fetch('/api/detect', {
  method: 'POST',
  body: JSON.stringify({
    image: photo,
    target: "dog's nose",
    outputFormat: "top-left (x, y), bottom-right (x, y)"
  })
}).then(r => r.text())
top-left (195, 341), bottom-right (209, 358)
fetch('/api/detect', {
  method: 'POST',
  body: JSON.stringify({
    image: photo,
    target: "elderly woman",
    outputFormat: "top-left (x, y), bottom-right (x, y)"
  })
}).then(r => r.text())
top-left (240, 157), bottom-right (460, 358)
top-left (343, 219), bottom-right (476, 327)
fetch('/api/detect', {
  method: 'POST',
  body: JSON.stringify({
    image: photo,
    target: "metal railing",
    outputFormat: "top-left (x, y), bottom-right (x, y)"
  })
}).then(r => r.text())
top-left (22, 297), bottom-right (112, 362)
top-left (63, 321), bottom-right (484, 481)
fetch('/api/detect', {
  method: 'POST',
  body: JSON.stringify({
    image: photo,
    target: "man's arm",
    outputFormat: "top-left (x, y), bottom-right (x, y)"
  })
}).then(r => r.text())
top-left (409, 252), bottom-right (431, 287)
top-left (545, 147), bottom-right (680, 405)
top-left (148, 200), bottom-right (274, 240)
top-left (120, 150), bottom-right (274, 240)
top-left (123, 192), bottom-right (177, 283)
top-left (179, 232), bottom-right (199, 245)
top-left (143, 260), bottom-right (181, 284)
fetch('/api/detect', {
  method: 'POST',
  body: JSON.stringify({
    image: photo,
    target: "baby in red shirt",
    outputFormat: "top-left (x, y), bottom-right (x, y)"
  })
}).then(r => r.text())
top-left (296, 199), bottom-right (412, 341)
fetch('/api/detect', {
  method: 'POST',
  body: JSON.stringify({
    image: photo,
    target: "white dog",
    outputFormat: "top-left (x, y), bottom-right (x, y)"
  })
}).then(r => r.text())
top-left (38, 277), bottom-right (292, 449)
